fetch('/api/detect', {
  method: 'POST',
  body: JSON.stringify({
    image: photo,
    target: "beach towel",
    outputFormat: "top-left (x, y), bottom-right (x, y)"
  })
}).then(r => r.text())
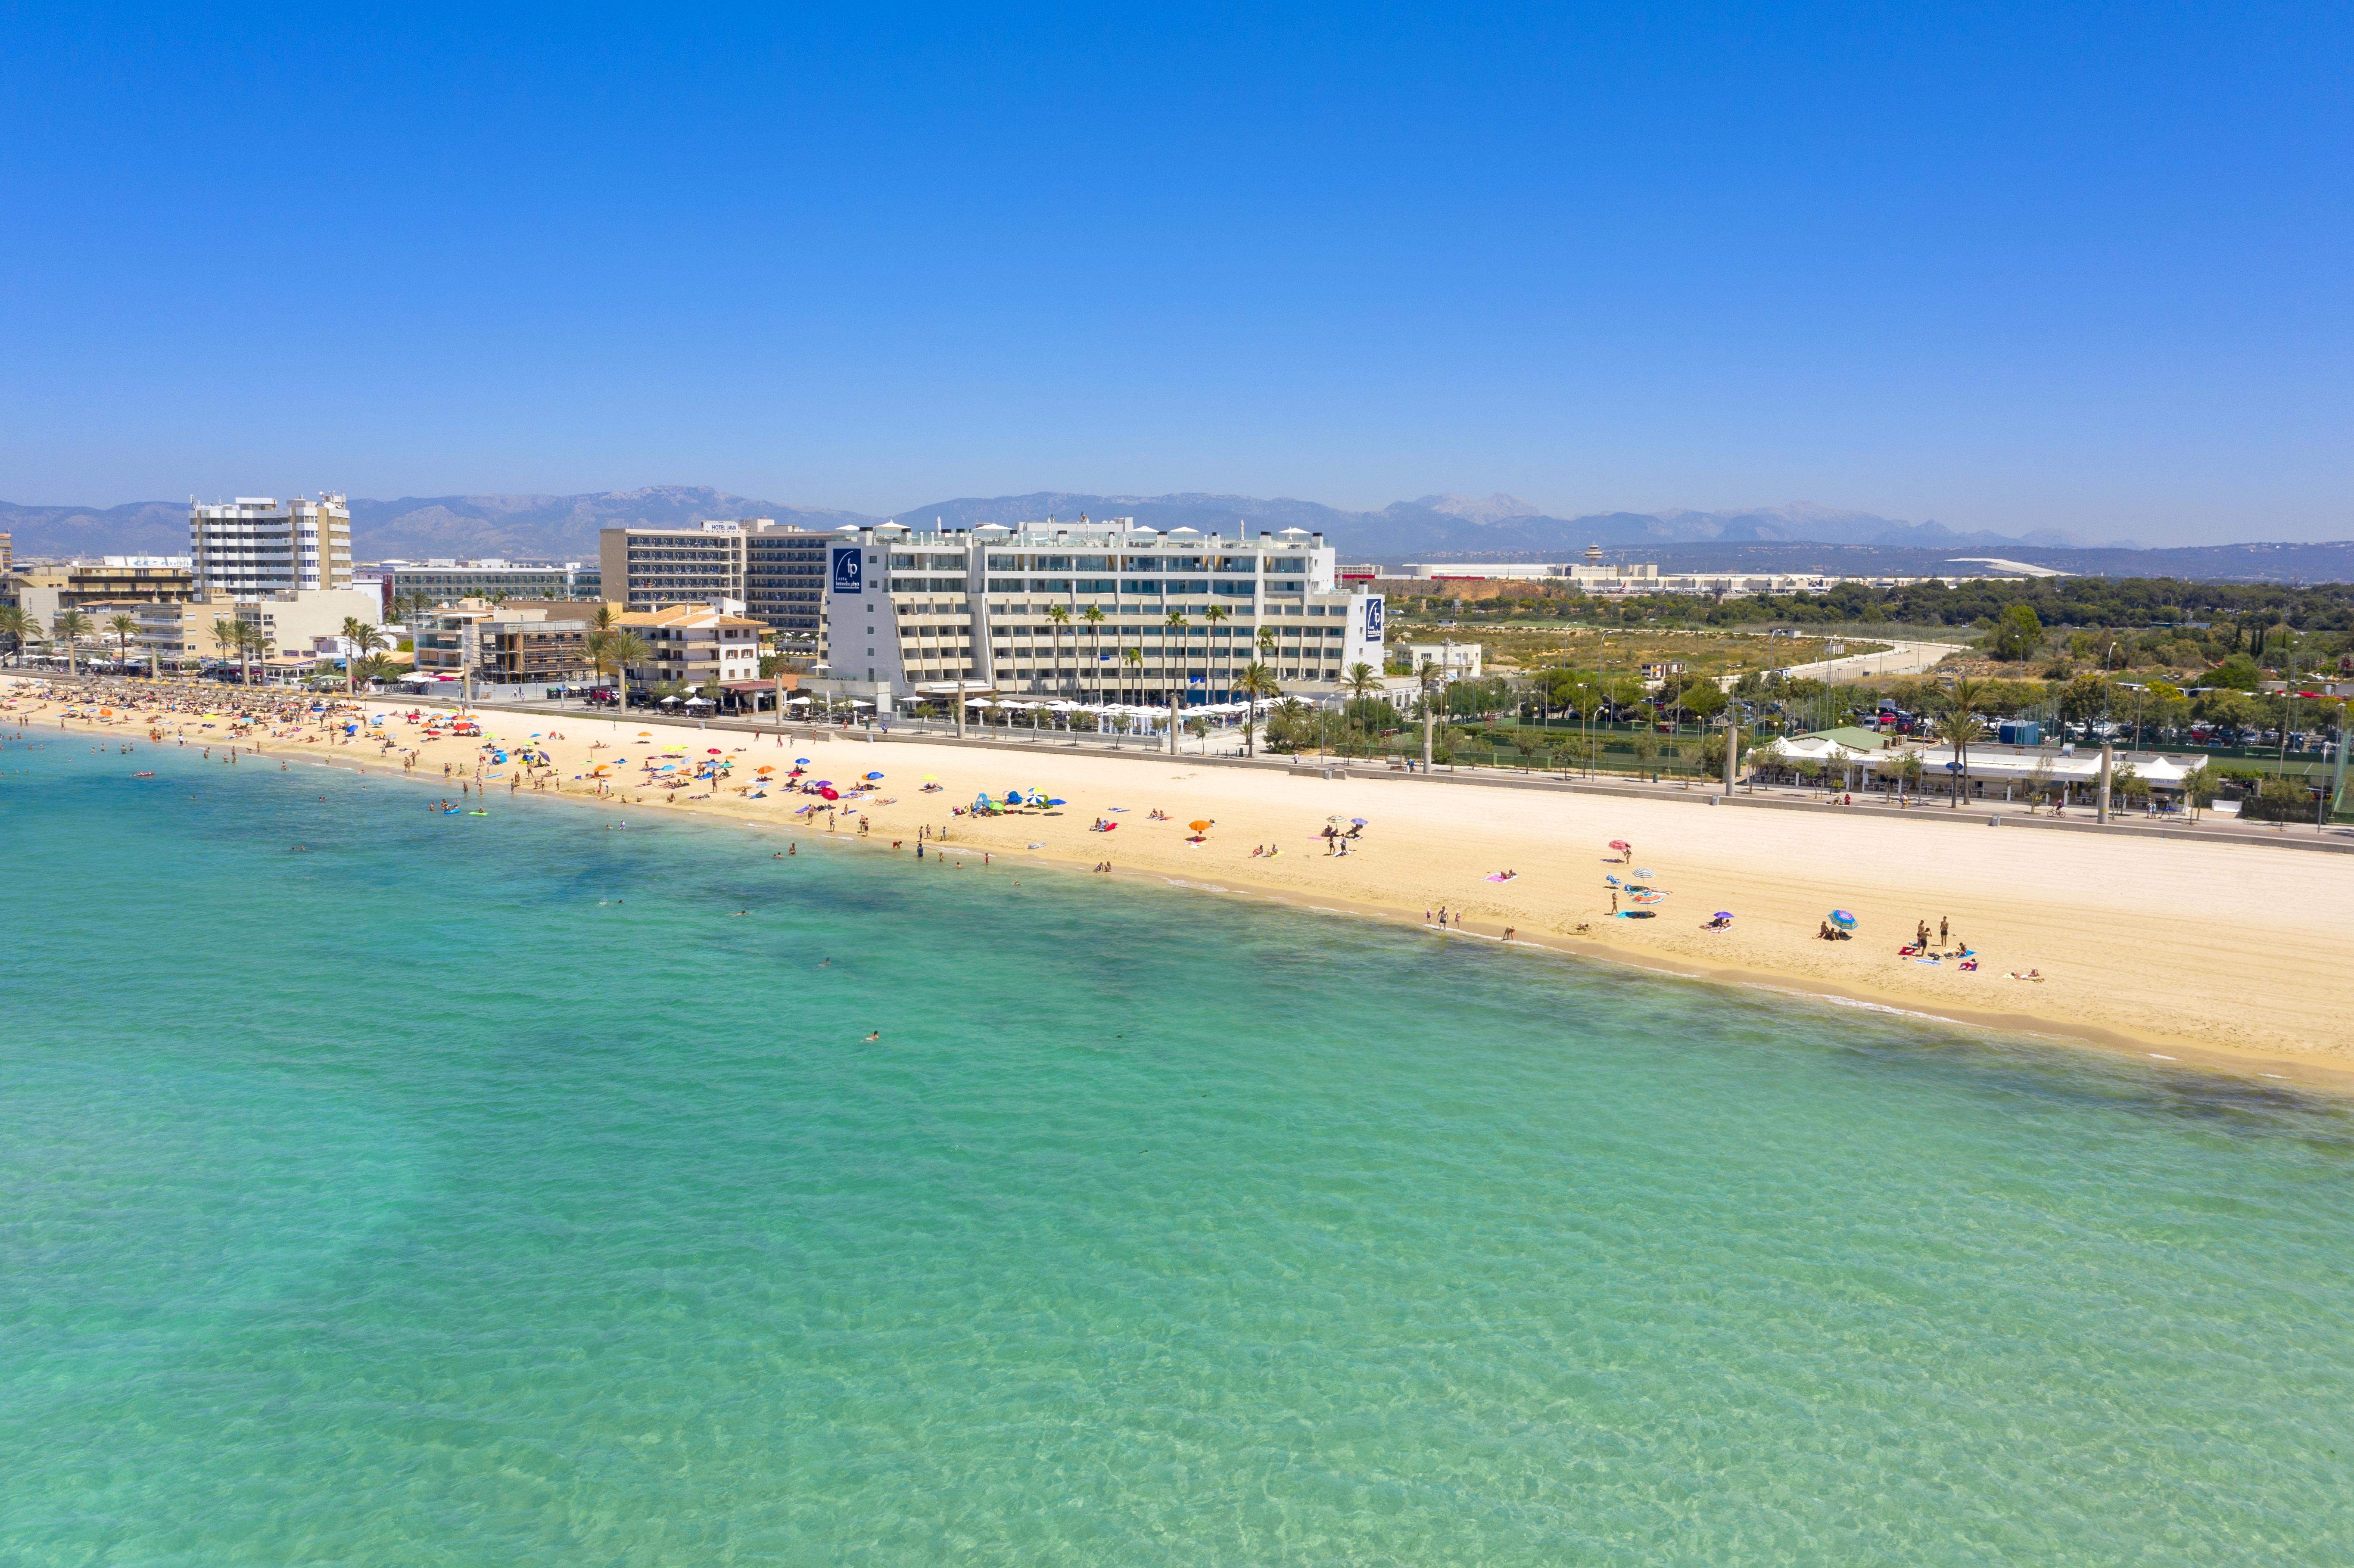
top-left (1484, 872), bottom-right (1517, 882)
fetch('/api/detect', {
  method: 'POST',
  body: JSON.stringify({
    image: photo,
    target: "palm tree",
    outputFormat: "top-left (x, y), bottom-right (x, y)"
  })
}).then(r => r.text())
top-left (1418, 660), bottom-right (1448, 769)
top-left (1161, 610), bottom-right (1190, 752)
top-left (1237, 660), bottom-right (1279, 756)
top-left (592, 602), bottom-right (617, 632)
top-left (1081, 604), bottom-right (1107, 706)
top-left (1046, 604), bottom-right (1071, 695)
top-left (105, 612), bottom-right (140, 671)
top-left (1121, 647), bottom-right (1143, 715)
top-left (1343, 661), bottom-right (1379, 703)
top-left (1937, 676), bottom-right (1989, 809)
top-left (211, 616), bottom-right (245, 679)
top-left (584, 627), bottom-right (617, 697)
top-left (0, 605), bottom-right (34, 666)
top-left (50, 609), bottom-right (92, 677)
top-left (340, 617), bottom-right (389, 697)
top-left (350, 652), bottom-right (399, 690)
top-left (606, 630), bottom-right (652, 714)
top-left (242, 622), bottom-right (274, 686)
top-left (1202, 604), bottom-right (1231, 698)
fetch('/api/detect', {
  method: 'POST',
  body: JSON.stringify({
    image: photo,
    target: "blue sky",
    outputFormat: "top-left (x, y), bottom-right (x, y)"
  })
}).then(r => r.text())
top-left (3, 3), bottom-right (2349, 543)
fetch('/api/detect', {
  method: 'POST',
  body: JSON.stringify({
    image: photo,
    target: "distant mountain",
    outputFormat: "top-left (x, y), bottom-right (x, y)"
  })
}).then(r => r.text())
top-left (345, 486), bottom-right (878, 560)
top-left (894, 492), bottom-right (2144, 560)
top-left (22, 487), bottom-right (2343, 583)
top-left (0, 500), bottom-right (191, 558)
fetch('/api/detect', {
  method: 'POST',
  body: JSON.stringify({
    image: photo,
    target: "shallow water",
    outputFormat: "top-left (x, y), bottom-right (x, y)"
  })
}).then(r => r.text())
top-left (4, 736), bottom-right (2351, 1564)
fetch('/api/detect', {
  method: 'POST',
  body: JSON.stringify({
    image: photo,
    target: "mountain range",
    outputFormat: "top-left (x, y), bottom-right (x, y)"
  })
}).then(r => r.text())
top-left (13, 485), bottom-right (2354, 581)
top-left (0, 486), bottom-right (2145, 565)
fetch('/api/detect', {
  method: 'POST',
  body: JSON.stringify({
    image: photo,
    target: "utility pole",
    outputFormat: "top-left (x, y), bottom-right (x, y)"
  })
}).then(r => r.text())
top-left (2331, 700), bottom-right (2348, 821)
top-left (1722, 714), bottom-right (1738, 798)
top-left (2097, 740), bottom-right (2113, 823)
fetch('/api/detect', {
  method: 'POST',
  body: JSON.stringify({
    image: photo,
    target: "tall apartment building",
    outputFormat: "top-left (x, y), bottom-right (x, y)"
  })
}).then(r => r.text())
top-left (816, 518), bottom-right (1384, 706)
top-left (599, 518), bottom-right (828, 640)
top-left (189, 494), bottom-right (353, 596)
top-left (0, 533), bottom-right (11, 572)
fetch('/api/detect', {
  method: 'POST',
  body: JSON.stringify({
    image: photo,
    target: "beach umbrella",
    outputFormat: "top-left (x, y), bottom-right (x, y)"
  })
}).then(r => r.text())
top-left (1609, 839), bottom-right (1631, 851)
top-left (1714, 912), bottom-right (1734, 920)
top-left (1189, 819), bottom-right (1213, 831)
top-left (794, 757), bottom-right (810, 765)
top-left (1828, 909), bottom-right (1857, 930)
top-left (707, 747), bottom-right (722, 755)
top-left (1351, 817), bottom-right (1368, 825)
top-left (819, 786), bottom-right (839, 800)
top-left (1630, 867), bottom-right (1654, 879)
top-left (755, 765), bottom-right (775, 774)
top-left (864, 771), bottom-right (884, 780)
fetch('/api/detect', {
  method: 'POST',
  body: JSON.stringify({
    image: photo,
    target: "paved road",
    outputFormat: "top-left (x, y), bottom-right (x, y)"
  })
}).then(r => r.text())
top-left (1776, 638), bottom-right (1967, 683)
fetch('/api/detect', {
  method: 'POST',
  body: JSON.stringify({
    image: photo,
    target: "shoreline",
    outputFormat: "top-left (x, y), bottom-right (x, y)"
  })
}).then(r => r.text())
top-left (15, 677), bottom-right (2354, 1095)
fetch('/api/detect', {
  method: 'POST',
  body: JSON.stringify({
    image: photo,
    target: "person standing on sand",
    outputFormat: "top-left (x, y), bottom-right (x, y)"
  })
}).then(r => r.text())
top-left (1939, 916), bottom-right (1949, 946)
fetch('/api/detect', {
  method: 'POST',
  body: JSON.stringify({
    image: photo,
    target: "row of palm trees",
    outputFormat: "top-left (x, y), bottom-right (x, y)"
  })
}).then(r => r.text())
top-left (0, 607), bottom-right (144, 676)
top-left (1006, 606), bottom-right (1395, 756)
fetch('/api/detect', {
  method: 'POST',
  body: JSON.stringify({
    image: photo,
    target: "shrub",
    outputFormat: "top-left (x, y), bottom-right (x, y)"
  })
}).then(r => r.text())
top-left (2238, 775), bottom-right (2314, 821)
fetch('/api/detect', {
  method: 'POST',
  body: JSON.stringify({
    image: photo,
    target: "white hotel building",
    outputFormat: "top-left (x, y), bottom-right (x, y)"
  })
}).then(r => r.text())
top-left (189, 494), bottom-right (353, 597)
top-left (819, 519), bottom-right (1387, 707)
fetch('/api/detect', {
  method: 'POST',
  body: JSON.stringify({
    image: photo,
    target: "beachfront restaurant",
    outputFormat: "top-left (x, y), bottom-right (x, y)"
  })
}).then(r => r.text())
top-left (1759, 732), bottom-right (2205, 807)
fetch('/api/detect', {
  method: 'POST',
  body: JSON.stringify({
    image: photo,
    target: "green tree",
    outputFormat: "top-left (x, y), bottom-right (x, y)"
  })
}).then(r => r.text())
top-left (2205, 654), bottom-right (2263, 691)
top-left (1236, 660), bottom-right (1279, 756)
top-left (1342, 662), bottom-right (1381, 703)
top-left (350, 652), bottom-right (400, 689)
top-left (1989, 603), bottom-right (2044, 661)
top-left (606, 630), bottom-right (652, 713)
top-left (2180, 762), bottom-right (2216, 817)
top-left (1081, 605), bottom-right (1107, 704)
top-left (1046, 604), bottom-right (1071, 694)
top-left (105, 612), bottom-right (140, 669)
top-left (340, 617), bottom-right (389, 697)
top-left (50, 609), bottom-right (92, 676)
top-left (1678, 679), bottom-right (1728, 725)
top-left (0, 605), bottom-right (37, 665)
top-left (2194, 688), bottom-right (2257, 731)
top-left (1936, 676), bottom-right (1989, 807)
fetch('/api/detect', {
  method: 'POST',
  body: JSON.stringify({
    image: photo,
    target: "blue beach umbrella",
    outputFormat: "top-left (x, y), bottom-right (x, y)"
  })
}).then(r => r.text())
top-left (1828, 909), bottom-right (1857, 930)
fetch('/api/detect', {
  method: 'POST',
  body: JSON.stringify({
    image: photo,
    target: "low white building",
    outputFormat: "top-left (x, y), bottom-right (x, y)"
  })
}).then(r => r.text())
top-left (615, 601), bottom-right (766, 688)
top-left (1403, 641), bottom-right (1482, 678)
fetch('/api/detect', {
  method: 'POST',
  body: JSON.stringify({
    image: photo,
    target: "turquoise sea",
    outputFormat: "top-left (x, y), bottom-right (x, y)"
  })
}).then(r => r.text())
top-left (4, 736), bottom-right (2353, 1565)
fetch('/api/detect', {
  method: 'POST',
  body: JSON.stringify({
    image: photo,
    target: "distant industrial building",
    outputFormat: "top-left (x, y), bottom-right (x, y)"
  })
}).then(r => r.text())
top-left (1394, 544), bottom-right (2041, 597)
top-left (189, 495), bottom-right (352, 597)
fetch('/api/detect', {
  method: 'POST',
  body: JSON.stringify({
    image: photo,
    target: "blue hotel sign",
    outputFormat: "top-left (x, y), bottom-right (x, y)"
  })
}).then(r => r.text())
top-left (831, 546), bottom-right (864, 595)
top-left (1361, 594), bottom-right (1385, 643)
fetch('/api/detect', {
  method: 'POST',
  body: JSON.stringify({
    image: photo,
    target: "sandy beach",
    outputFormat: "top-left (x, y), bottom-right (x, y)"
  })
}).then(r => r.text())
top-left (15, 676), bottom-right (2354, 1088)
